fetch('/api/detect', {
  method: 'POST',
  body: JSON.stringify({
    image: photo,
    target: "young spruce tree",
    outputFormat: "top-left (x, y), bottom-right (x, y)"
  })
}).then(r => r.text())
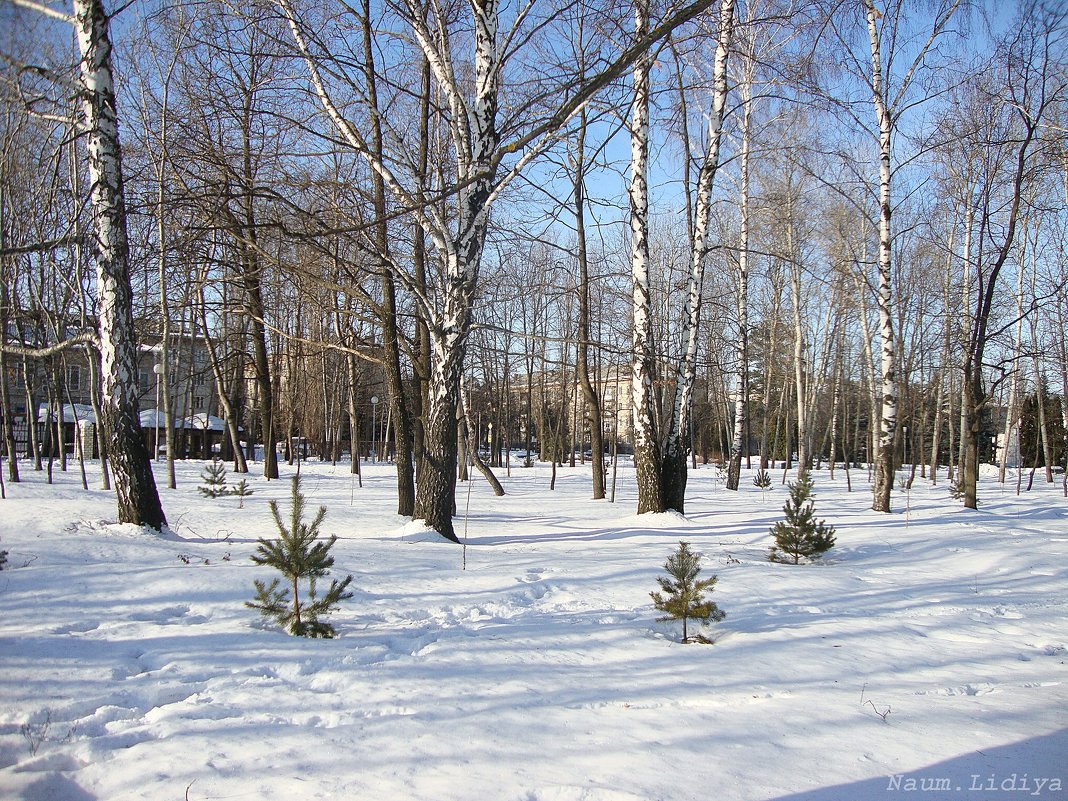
top-left (198, 458), bottom-right (229, 498)
top-left (768, 472), bottom-right (836, 564)
top-left (650, 541), bottom-right (725, 644)
top-left (247, 475), bottom-right (353, 638)
top-left (231, 478), bottom-right (254, 508)
top-left (753, 468), bottom-right (772, 501)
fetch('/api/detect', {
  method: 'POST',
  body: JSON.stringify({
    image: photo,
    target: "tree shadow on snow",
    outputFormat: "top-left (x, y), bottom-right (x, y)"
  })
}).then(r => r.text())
top-left (19, 773), bottom-right (96, 801)
top-left (764, 728), bottom-right (1068, 801)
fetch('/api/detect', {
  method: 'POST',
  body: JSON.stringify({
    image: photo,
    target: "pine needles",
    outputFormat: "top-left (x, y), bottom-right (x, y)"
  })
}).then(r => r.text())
top-left (247, 475), bottom-right (353, 638)
top-left (650, 541), bottom-right (726, 643)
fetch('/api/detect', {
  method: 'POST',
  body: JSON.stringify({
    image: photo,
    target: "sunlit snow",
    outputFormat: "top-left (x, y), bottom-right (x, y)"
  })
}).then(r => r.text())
top-left (1, 458), bottom-right (1064, 800)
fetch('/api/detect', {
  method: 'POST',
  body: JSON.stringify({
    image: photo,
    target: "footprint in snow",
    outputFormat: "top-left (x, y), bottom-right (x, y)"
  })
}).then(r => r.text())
top-left (130, 605), bottom-right (205, 624)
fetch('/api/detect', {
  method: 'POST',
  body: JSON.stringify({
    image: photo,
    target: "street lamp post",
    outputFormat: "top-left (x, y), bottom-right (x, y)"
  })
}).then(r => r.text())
top-left (370, 395), bottom-right (379, 463)
top-left (153, 362), bottom-right (163, 461)
top-left (487, 421), bottom-right (494, 466)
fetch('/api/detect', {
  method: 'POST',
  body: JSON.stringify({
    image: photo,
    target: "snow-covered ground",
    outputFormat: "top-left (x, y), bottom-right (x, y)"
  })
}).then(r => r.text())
top-left (0, 457), bottom-right (1065, 801)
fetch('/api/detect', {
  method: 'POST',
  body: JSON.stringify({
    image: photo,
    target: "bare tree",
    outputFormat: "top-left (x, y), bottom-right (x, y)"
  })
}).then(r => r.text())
top-left (631, 0), bottom-right (736, 514)
top-left (277, 0), bottom-right (715, 539)
top-left (953, 2), bottom-right (1066, 509)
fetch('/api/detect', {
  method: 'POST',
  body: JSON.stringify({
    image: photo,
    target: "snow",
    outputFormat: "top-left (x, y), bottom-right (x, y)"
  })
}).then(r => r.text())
top-left (138, 411), bottom-right (231, 432)
top-left (37, 404), bottom-right (96, 424)
top-left (1, 459), bottom-right (1065, 801)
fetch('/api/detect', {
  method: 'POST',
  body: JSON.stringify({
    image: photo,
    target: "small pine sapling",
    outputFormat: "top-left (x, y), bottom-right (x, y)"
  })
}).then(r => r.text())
top-left (247, 475), bottom-right (353, 638)
top-left (650, 541), bottom-right (726, 644)
top-left (0, 539), bottom-right (7, 570)
top-left (753, 468), bottom-right (772, 499)
top-left (768, 472), bottom-right (836, 564)
top-left (198, 457), bottom-right (229, 498)
top-left (230, 478), bottom-right (254, 508)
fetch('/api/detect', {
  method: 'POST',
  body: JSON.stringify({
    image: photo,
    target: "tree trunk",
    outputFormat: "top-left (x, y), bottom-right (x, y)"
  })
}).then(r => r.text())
top-left (573, 117), bottom-right (605, 499)
top-left (243, 258), bottom-right (277, 479)
top-left (999, 249), bottom-right (1024, 482)
top-left (866, 0), bottom-right (896, 513)
top-left (632, 0), bottom-right (734, 514)
top-left (345, 354), bottom-right (362, 484)
top-left (74, 0), bottom-right (165, 529)
top-left (410, 56), bottom-right (433, 500)
top-left (0, 279), bottom-right (18, 483)
top-left (461, 379), bottom-right (504, 496)
top-left (727, 68), bottom-right (751, 491)
top-left (362, 0), bottom-right (416, 515)
top-left (199, 281), bottom-right (247, 474)
top-left (662, 0), bottom-right (734, 513)
top-left (789, 227), bottom-right (809, 476)
top-left (629, 0), bottom-right (663, 515)
top-left (418, 356), bottom-right (464, 541)
top-left (957, 197), bottom-right (976, 480)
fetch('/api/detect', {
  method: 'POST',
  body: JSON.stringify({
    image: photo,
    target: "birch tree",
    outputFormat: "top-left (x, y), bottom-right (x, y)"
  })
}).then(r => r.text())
top-left (66, 0), bottom-right (166, 527)
top-left (631, 0), bottom-right (736, 514)
top-left (821, 0), bottom-right (964, 511)
top-left (277, 0), bottom-right (714, 540)
top-left (725, 25), bottom-right (754, 491)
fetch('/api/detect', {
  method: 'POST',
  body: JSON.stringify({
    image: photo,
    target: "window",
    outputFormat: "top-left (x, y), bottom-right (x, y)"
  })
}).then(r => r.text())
top-left (139, 370), bottom-right (151, 392)
top-left (67, 365), bottom-right (82, 392)
top-left (193, 396), bottom-right (206, 411)
top-left (193, 374), bottom-right (205, 388)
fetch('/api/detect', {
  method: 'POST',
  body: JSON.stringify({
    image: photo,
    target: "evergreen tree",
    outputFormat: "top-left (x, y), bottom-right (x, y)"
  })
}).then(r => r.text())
top-left (753, 468), bottom-right (772, 499)
top-left (231, 478), bottom-right (254, 508)
top-left (247, 475), bottom-right (353, 638)
top-left (650, 541), bottom-right (725, 643)
top-left (768, 472), bottom-right (836, 564)
top-left (198, 458), bottom-right (229, 498)
top-left (0, 539), bottom-right (7, 570)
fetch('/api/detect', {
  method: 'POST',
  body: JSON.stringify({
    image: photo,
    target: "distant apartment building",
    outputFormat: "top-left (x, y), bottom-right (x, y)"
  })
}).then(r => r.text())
top-left (2, 326), bottom-right (224, 459)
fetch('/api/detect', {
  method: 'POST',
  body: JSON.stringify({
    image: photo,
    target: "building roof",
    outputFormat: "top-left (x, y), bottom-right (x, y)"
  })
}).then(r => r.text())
top-left (37, 403), bottom-right (96, 424)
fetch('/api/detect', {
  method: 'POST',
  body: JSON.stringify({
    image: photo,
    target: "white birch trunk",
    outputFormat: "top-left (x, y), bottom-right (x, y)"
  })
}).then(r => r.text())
top-left (829, 346), bottom-right (842, 479)
top-left (74, 0), bottom-right (166, 529)
top-left (629, 0), bottom-right (662, 515)
top-left (866, 0), bottom-right (896, 513)
top-left (788, 216), bottom-right (809, 475)
top-left (1026, 231), bottom-right (1054, 483)
top-left (957, 194), bottom-right (975, 478)
top-left (660, 0), bottom-right (735, 513)
top-left (726, 66), bottom-right (751, 491)
top-left (280, 0), bottom-right (714, 537)
top-left (1000, 249), bottom-right (1026, 482)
